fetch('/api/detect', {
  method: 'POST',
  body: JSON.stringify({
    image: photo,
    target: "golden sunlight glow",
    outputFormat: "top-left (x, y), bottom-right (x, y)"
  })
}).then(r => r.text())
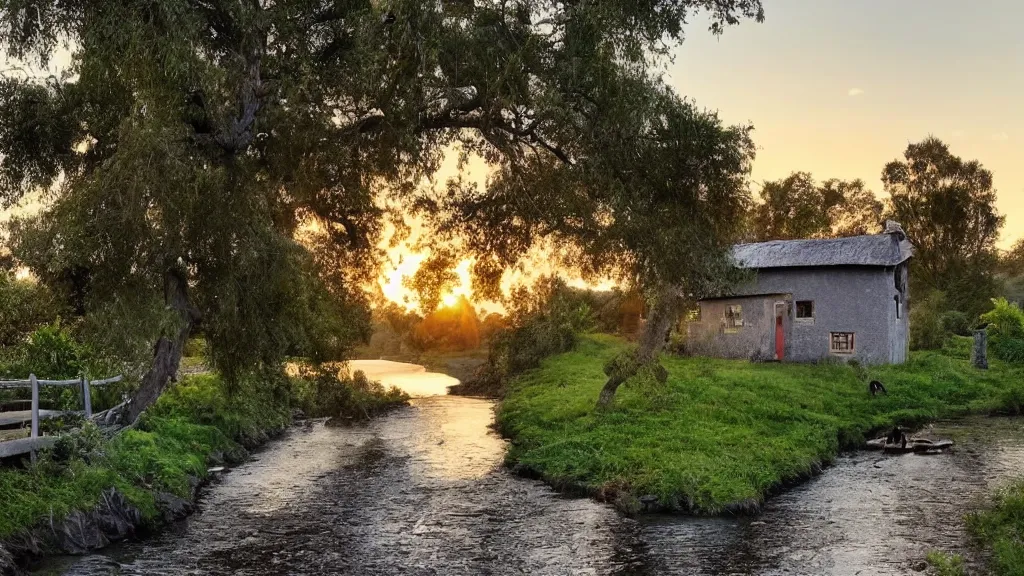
top-left (441, 293), bottom-right (459, 308)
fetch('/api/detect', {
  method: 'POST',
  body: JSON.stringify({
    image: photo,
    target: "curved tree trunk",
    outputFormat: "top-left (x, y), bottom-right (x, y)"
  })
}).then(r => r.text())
top-left (121, 269), bottom-right (198, 424)
top-left (596, 284), bottom-right (683, 408)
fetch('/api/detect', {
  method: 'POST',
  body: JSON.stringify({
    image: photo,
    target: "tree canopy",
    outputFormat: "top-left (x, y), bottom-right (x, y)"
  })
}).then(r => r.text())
top-left (0, 0), bottom-right (764, 416)
top-left (882, 137), bottom-right (1004, 316)
top-left (747, 172), bottom-right (882, 242)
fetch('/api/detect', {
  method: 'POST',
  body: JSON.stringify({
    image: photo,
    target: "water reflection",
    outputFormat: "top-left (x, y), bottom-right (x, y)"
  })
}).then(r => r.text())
top-left (348, 360), bottom-right (458, 397)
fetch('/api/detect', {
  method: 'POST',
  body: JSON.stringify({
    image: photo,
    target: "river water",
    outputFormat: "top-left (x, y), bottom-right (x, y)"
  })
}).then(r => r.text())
top-left (38, 363), bottom-right (1024, 576)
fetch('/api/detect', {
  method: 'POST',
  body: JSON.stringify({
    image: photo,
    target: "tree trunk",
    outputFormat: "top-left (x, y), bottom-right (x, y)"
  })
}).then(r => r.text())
top-left (596, 284), bottom-right (682, 408)
top-left (121, 269), bottom-right (197, 424)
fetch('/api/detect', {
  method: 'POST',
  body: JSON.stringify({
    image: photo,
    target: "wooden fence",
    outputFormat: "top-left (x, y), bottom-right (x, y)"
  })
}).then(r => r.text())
top-left (0, 374), bottom-right (123, 459)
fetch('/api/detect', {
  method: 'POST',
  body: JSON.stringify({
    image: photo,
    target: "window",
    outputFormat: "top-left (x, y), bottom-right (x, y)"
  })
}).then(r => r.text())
top-left (895, 295), bottom-right (901, 319)
top-left (725, 305), bottom-right (743, 331)
top-left (796, 300), bottom-right (814, 320)
top-left (830, 332), bottom-right (855, 354)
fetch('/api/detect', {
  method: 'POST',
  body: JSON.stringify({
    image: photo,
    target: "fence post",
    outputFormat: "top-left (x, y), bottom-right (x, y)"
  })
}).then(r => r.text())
top-left (30, 374), bottom-right (39, 439)
top-left (972, 329), bottom-right (989, 370)
top-left (82, 375), bottom-right (93, 419)
top-left (30, 373), bottom-right (38, 463)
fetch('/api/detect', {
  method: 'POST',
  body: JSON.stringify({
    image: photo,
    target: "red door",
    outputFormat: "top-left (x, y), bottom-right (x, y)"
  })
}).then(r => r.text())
top-left (775, 315), bottom-right (785, 360)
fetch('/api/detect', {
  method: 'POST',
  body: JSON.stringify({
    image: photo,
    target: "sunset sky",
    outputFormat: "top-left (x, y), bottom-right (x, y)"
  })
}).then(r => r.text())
top-left (672, 0), bottom-right (1023, 247)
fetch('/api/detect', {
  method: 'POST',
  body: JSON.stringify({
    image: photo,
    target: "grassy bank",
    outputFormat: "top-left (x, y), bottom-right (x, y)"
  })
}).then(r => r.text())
top-left (0, 373), bottom-right (290, 540)
top-left (962, 480), bottom-right (1024, 575)
top-left (497, 334), bottom-right (1024, 513)
top-left (0, 367), bottom-right (409, 548)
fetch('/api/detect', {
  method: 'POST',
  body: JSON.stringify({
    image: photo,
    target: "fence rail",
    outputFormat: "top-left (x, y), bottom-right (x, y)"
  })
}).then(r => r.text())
top-left (0, 374), bottom-right (123, 460)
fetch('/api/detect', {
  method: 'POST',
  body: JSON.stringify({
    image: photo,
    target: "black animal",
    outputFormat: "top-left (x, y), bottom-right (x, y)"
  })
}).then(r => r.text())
top-left (868, 380), bottom-right (887, 396)
top-left (886, 426), bottom-right (908, 449)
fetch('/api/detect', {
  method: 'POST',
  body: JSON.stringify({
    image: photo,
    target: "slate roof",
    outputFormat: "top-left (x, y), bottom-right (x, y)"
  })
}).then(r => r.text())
top-left (732, 231), bottom-right (913, 269)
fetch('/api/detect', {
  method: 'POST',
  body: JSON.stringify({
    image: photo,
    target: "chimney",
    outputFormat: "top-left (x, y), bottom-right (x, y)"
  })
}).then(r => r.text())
top-left (883, 220), bottom-right (907, 241)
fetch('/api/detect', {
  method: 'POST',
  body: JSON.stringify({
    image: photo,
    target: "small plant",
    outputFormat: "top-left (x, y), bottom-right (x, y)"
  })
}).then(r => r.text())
top-left (925, 551), bottom-right (966, 576)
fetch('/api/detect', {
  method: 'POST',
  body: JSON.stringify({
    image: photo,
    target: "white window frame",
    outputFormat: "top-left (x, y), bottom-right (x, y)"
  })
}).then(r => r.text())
top-left (795, 300), bottom-right (814, 324)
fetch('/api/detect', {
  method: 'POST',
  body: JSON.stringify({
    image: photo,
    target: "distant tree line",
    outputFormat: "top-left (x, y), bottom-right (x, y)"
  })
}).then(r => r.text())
top-left (747, 136), bottom-right (1008, 341)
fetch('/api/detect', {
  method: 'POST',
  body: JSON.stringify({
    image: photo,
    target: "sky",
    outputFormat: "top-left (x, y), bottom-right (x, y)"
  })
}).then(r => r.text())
top-left (669, 0), bottom-right (1023, 247)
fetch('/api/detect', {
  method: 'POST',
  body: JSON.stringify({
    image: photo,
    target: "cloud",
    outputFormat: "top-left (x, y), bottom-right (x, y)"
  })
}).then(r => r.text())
top-left (991, 132), bottom-right (1010, 141)
top-left (848, 88), bottom-right (864, 97)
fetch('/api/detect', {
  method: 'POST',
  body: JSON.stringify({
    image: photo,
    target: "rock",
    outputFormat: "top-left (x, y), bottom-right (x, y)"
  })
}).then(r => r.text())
top-left (49, 489), bottom-right (140, 555)
top-left (207, 450), bottom-right (225, 466)
top-left (154, 492), bottom-right (195, 523)
top-left (912, 560), bottom-right (928, 571)
top-left (207, 466), bottom-right (226, 474)
top-left (291, 408), bottom-right (306, 421)
top-left (0, 544), bottom-right (15, 576)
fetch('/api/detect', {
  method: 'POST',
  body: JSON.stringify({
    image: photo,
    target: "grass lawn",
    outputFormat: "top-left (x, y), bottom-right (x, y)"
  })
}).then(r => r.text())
top-left (497, 333), bottom-right (1024, 513)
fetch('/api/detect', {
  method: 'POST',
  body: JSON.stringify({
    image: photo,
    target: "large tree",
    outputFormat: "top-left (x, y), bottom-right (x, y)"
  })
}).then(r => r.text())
top-left (426, 71), bottom-right (756, 407)
top-left (747, 172), bottom-right (882, 241)
top-left (883, 137), bottom-right (1004, 315)
top-left (0, 0), bottom-right (763, 419)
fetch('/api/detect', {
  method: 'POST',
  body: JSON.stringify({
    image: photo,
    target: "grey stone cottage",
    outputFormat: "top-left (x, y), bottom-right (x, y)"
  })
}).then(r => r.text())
top-left (686, 222), bottom-right (913, 364)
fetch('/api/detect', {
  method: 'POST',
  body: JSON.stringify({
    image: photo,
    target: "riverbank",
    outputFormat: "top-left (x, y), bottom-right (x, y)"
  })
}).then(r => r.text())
top-left (0, 370), bottom-right (409, 574)
top-left (958, 478), bottom-right (1024, 575)
top-left (497, 334), bottom-right (1024, 514)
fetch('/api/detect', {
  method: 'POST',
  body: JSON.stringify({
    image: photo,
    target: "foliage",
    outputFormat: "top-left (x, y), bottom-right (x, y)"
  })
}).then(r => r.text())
top-left (967, 480), bottom-right (1024, 575)
top-left (470, 277), bottom-right (595, 394)
top-left (938, 310), bottom-right (972, 337)
top-left (497, 334), bottom-right (1024, 513)
top-left (0, 270), bottom-right (61, 347)
top-left (746, 173), bottom-right (882, 242)
top-left (884, 137), bottom-right (1004, 317)
top-left (925, 552), bottom-right (966, 576)
top-left (182, 337), bottom-right (208, 360)
top-left (0, 371), bottom-right (290, 539)
top-left (982, 298), bottom-right (1024, 340)
top-left (980, 298), bottom-right (1024, 364)
top-left (0, 0), bottom-right (764, 415)
top-left (289, 365), bottom-right (409, 422)
top-left (410, 295), bottom-right (482, 351)
top-left (910, 291), bottom-right (951, 351)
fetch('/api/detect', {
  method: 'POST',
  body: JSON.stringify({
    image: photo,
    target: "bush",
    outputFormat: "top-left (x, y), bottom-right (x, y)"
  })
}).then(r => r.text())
top-left (910, 291), bottom-right (948, 351)
top-left (981, 298), bottom-right (1024, 340)
top-left (182, 336), bottom-right (208, 359)
top-left (289, 365), bottom-right (409, 421)
top-left (982, 298), bottom-right (1024, 363)
top-left (939, 310), bottom-right (972, 336)
top-left (470, 278), bottom-right (596, 394)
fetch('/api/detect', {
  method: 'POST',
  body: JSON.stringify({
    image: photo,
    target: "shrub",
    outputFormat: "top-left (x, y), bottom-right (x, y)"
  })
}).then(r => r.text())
top-left (939, 310), bottom-right (972, 336)
top-left (910, 291), bottom-right (948, 351)
top-left (182, 336), bottom-right (209, 359)
top-left (289, 365), bottom-right (409, 421)
top-left (981, 298), bottom-right (1024, 363)
top-left (981, 298), bottom-right (1024, 340)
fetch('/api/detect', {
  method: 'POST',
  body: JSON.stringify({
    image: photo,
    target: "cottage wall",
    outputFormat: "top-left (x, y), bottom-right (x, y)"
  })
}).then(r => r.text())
top-left (746, 266), bottom-right (898, 363)
top-left (687, 296), bottom-right (786, 361)
top-left (688, 265), bottom-right (907, 364)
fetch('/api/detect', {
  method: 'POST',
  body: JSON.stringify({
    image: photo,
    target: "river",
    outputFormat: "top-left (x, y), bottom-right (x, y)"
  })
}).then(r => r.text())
top-left (37, 362), bottom-right (1024, 575)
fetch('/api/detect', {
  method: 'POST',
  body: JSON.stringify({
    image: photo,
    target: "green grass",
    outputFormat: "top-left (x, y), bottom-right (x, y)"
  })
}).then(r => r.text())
top-left (966, 481), bottom-right (1024, 575)
top-left (497, 334), bottom-right (1024, 513)
top-left (0, 373), bottom-right (291, 539)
